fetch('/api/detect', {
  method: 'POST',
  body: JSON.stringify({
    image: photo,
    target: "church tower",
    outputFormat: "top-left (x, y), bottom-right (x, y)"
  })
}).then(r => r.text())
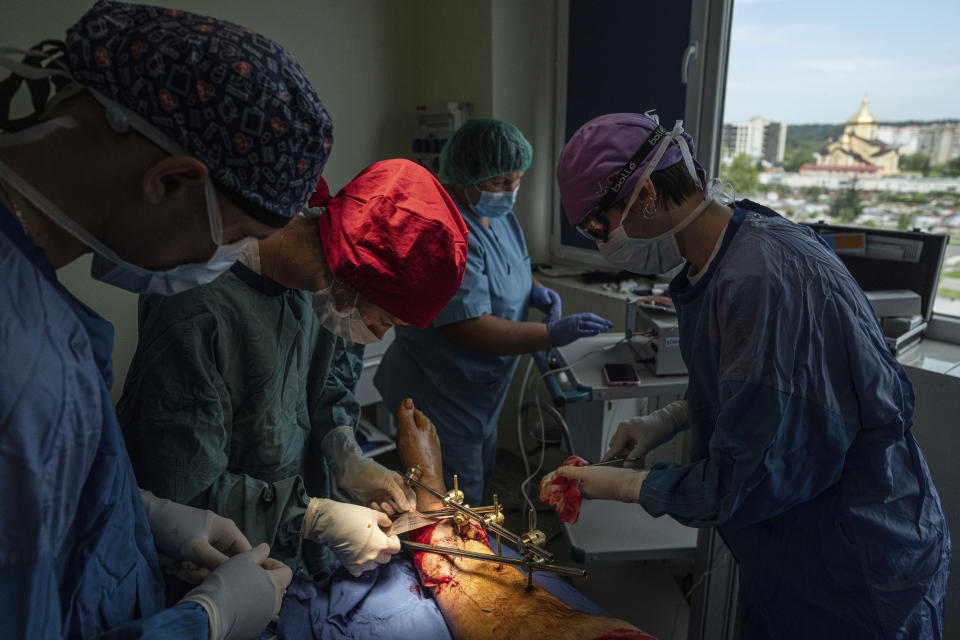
top-left (846, 99), bottom-right (878, 141)
top-left (815, 99), bottom-right (898, 175)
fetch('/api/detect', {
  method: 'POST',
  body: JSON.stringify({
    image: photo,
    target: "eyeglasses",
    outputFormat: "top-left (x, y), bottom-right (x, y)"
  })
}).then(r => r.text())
top-left (576, 209), bottom-right (611, 243)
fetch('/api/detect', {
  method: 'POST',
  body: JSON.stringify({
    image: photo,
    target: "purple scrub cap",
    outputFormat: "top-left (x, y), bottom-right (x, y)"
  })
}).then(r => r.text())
top-left (63, 0), bottom-right (333, 220)
top-left (557, 112), bottom-right (706, 226)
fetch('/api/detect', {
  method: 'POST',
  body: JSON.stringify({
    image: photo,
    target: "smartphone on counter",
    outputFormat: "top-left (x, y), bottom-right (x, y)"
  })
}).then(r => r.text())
top-left (602, 363), bottom-right (641, 386)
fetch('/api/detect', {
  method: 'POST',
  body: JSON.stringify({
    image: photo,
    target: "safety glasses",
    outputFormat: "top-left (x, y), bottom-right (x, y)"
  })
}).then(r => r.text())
top-left (576, 210), bottom-right (611, 242)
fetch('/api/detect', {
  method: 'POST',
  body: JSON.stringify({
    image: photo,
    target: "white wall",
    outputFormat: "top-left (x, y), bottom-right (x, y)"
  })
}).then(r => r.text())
top-left (491, 0), bottom-right (558, 264)
top-left (414, 0), bottom-right (492, 118)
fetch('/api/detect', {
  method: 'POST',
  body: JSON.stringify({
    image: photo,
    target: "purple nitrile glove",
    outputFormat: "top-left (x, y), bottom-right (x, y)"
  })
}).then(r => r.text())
top-left (530, 285), bottom-right (562, 323)
top-left (548, 313), bottom-right (613, 348)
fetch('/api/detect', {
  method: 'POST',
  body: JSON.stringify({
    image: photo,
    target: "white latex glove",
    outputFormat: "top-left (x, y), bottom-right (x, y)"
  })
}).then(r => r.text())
top-left (140, 490), bottom-right (252, 570)
top-left (181, 543), bottom-right (292, 640)
top-left (554, 466), bottom-right (648, 503)
top-left (321, 426), bottom-right (415, 515)
top-left (301, 497), bottom-right (401, 577)
top-left (603, 400), bottom-right (689, 461)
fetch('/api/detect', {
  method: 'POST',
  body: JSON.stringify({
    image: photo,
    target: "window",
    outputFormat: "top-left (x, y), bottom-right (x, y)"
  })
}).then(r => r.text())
top-left (721, 0), bottom-right (960, 318)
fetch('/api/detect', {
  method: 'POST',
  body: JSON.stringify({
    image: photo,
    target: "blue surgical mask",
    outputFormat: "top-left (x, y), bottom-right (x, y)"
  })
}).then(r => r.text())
top-left (0, 102), bottom-right (253, 296)
top-left (471, 187), bottom-right (517, 218)
top-left (90, 180), bottom-right (251, 295)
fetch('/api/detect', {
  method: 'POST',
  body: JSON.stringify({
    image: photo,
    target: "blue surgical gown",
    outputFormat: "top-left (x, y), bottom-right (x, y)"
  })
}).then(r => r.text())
top-left (274, 530), bottom-right (608, 640)
top-left (0, 204), bottom-right (209, 637)
top-left (375, 206), bottom-right (532, 505)
top-left (641, 200), bottom-right (951, 638)
top-left (118, 263), bottom-right (363, 575)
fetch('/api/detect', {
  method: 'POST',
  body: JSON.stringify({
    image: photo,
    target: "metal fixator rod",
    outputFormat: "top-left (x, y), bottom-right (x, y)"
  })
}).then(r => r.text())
top-left (400, 540), bottom-right (586, 579)
top-left (404, 466), bottom-right (554, 562)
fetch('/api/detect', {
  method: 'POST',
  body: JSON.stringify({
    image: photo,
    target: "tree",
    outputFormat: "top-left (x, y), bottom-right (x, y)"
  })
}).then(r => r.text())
top-left (946, 156), bottom-right (960, 177)
top-left (802, 186), bottom-right (822, 199)
top-left (783, 147), bottom-right (815, 172)
top-left (721, 153), bottom-right (759, 194)
top-left (897, 212), bottom-right (915, 230)
top-left (900, 152), bottom-right (931, 175)
top-left (829, 178), bottom-right (864, 223)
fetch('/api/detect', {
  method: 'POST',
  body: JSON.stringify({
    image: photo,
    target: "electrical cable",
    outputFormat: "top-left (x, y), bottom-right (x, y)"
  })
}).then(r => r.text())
top-left (516, 336), bottom-right (632, 528)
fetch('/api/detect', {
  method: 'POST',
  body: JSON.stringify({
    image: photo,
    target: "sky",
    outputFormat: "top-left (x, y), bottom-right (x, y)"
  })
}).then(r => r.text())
top-left (723, 0), bottom-right (960, 124)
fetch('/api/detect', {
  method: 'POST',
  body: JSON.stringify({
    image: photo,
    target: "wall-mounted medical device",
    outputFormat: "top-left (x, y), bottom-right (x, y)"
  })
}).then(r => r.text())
top-left (411, 102), bottom-right (473, 175)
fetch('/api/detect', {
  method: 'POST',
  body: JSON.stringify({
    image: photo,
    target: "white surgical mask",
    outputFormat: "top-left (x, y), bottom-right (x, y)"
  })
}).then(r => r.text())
top-left (237, 239), bottom-right (262, 273)
top-left (312, 282), bottom-right (381, 344)
top-left (599, 178), bottom-right (734, 275)
top-left (471, 187), bottom-right (517, 218)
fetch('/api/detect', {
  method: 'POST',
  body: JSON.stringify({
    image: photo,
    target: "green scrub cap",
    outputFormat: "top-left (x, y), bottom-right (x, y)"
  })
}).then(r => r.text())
top-left (437, 118), bottom-right (533, 188)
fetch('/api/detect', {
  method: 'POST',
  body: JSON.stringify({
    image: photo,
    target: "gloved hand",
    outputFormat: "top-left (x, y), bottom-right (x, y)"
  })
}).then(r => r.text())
top-left (548, 313), bottom-right (614, 348)
top-left (181, 543), bottom-right (292, 640)
top-left (603, 401), bottom-right (688, 461)
top-left (140, 489), bottom-right (252, 570)
top-left (321, 426), bottom-right (416, 515)
top-left (301, 497), bottom-right (401, 577)
top-left (553, 465), bottom-right (648, 503)
top-left (530, 284), bottom-right (562, 323)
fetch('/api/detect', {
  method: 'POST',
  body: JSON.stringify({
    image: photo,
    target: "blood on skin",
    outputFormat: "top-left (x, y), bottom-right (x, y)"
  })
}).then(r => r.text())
top-left (409, 521), bottom-right (660, 639)
top-left (410, 521), bottom-right (490, 592)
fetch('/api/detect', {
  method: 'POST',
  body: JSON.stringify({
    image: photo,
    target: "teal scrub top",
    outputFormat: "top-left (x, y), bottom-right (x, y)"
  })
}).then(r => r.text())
top-left (374, 206), bottom-right (532, 501)
top-left (118, 264), bottom-right (364, 574)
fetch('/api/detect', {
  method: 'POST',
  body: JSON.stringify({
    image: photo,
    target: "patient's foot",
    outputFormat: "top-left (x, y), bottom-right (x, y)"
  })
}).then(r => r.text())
top-left (396, 398), bottom-right (445, 509)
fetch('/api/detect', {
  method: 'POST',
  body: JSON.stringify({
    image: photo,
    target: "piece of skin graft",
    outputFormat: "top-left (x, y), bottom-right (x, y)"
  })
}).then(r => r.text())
top-left (539, 455), bottom-right (588, 524)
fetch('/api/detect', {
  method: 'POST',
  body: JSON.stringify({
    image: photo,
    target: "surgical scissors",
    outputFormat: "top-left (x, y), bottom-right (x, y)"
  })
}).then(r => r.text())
top-left (586, 456), bottom-right (644, 469)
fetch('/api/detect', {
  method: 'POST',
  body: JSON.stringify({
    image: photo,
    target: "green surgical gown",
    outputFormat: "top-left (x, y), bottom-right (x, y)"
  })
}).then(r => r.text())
top-left (118, 263), bottom-right (364, 574)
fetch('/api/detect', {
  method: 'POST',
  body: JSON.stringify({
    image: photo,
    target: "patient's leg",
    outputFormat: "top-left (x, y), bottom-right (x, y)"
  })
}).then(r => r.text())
top-left (395, 399), bottom-right (653, 640)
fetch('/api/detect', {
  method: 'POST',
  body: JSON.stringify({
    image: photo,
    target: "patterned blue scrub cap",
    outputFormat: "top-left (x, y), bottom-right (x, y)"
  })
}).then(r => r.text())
top-left (64, 0), bottom-right (333, 219)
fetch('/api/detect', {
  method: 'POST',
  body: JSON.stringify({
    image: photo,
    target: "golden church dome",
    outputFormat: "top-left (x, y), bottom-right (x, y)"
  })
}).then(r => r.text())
top-left (847, 99), bottom-right (877, 125)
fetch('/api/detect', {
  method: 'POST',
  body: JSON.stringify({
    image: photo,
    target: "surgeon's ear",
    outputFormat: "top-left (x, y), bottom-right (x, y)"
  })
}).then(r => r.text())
top-left (141, 156), bottom-right (210, 205)
top-left (642, 180), bottom-right (658, 210)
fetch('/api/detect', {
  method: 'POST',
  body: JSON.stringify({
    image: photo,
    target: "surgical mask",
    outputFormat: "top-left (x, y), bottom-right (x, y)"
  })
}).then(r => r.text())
top-left (0, 50), bottom-right (253, 295)
top-left (90, 180), bottom-right (252, 295)
top-left (237, 239), bottom-right (262, 273)
top-left (312, 281), bottom-right (381, 344)
top-left (598, 178), bottom-right (735, 275)
top-left (0, 147), bottom-right (249, 295)
top-left (471, 187), bottom-right (517, 218)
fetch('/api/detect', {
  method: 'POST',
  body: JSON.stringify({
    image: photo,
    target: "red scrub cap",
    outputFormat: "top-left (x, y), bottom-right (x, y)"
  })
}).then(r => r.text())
top-left (315, 159), bottom-right (469, 329)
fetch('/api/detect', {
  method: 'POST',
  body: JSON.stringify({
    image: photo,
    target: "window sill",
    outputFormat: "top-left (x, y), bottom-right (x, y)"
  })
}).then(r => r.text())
top-left (898, 337), bottom-right (960, 377)
top-left (927, 314), bottom-right (960, 345)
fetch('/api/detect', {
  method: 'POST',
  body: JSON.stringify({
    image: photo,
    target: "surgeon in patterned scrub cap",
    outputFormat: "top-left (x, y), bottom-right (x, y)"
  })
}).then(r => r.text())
top-left (0, 2), bottom-right (334, 639)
